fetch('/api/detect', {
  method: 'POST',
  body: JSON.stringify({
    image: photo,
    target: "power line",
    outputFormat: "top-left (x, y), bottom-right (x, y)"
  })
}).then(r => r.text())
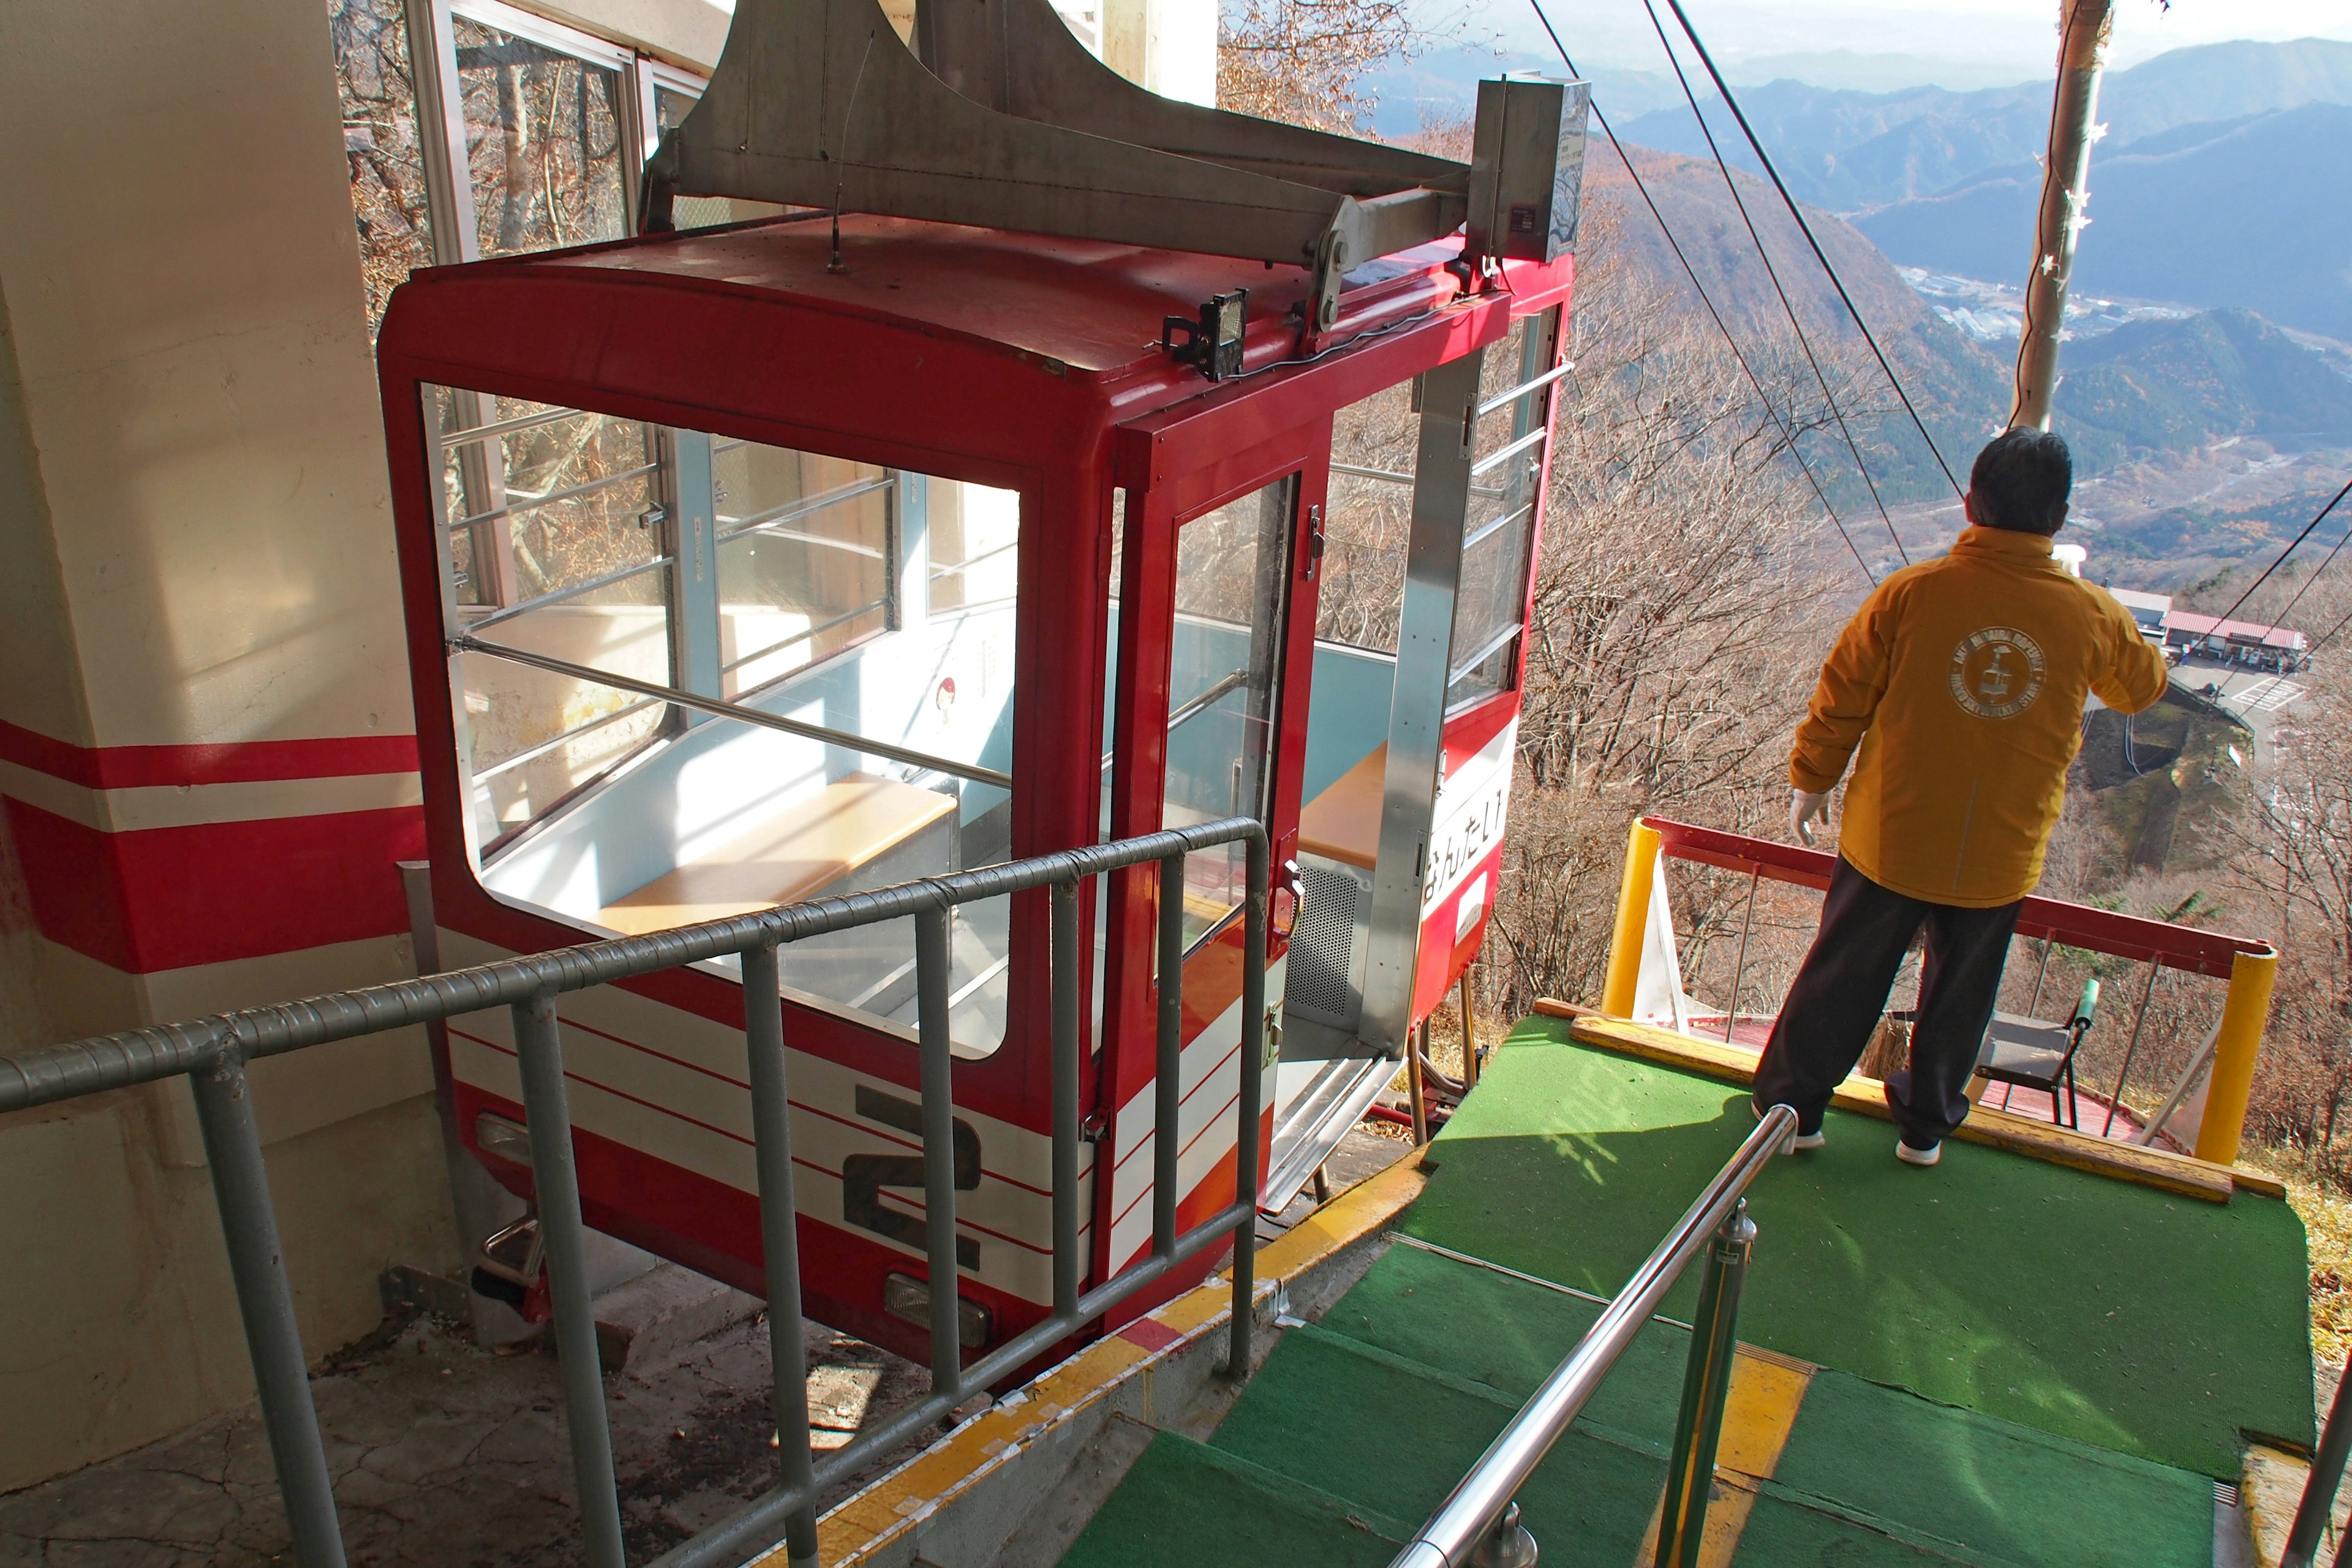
top-left (2269, 518), bottom-right (2352, 631)
top-left (1657, 0), bottom-right (1967, 500)
top-left (1522, 0), bottom-right (1882, 589)
top-left (2207, 474), bottom-right (2352, 633)
top-left (1635, 0), bottom-right (1909, 565)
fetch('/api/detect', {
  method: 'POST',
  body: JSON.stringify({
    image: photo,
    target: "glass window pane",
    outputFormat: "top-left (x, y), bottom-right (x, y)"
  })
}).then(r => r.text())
top-left (1165, 480), bottom-right (1292, 946)
top-left (454, 18), bottom-right (628, 257)
top-left (429, 394), bottom-right (1024, 1053)
top-left (653, 83), bottom-right (792, 228)
top-left (328, 0), bottom-right (434, 337)
top-left (1449, 493), bottom-right (1532, 703)
top-left (715, 443), bottom-right (895, 698)
top-left (929, 481), bottom-right (1020, 614)
top-left (1321, 382), bottom-right (1415, 653)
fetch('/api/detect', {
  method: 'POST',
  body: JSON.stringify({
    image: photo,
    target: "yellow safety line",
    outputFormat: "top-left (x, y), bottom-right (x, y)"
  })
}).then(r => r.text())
top-left (801, 1156), bottom-right (1429, 1566)
top-left (1540, 1005), bottom-right (2280, 1203)
top-left (1630, 1344), bottom-right (1817, 1568)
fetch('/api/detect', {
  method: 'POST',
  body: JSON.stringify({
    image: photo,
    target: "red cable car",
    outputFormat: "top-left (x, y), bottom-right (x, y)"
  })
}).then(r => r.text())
top-left (377, 0), bottom-right (1587, 1364)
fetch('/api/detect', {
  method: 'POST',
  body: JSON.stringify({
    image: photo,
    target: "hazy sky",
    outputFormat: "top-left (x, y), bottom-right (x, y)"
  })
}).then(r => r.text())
top-left (1455, 0), bottom-right (2352, 82)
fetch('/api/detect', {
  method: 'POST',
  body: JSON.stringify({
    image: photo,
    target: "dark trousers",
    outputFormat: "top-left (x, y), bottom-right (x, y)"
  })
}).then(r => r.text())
top-left (1752, 856), bottom-right (2024, 1148)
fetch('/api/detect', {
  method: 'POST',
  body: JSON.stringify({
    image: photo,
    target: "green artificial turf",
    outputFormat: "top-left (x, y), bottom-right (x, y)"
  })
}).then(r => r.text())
top-left (1768, 1369), bottom-right (2215, 1568)
top-left (1729, 1492), bottom-right (1975, 1565)
top-left (1399, 1017), bottom-right (2315, 1477)
top-left (1210, 1324), bottom-right (1670, 1566)
top-left (1055, 1431), bottom-right (1409, 1568)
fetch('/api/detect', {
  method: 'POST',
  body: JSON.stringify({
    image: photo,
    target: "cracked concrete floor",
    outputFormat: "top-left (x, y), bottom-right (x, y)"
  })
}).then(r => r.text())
top-left (0, 1312), bottom-right (935, 1567)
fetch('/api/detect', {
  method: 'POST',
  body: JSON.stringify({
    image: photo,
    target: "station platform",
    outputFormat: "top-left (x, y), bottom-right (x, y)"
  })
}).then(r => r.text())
top-left (1058, 1016), bottom-right (2317, 1566)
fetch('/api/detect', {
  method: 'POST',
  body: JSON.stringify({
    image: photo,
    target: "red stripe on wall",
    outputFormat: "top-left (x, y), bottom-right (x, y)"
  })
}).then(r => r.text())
top-left (4, 797), bottom-right (426, 973)
top-left (0, 720), bottom-right (418, 790)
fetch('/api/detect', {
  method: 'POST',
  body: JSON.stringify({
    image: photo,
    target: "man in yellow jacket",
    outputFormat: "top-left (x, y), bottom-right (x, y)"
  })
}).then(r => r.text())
top-left (1753, 429), bottom-right (2168, 1165)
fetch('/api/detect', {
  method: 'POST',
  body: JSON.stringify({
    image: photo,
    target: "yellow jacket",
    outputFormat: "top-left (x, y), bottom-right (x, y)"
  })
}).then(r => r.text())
top-left (1791, 526), bottom-right (2170, 907)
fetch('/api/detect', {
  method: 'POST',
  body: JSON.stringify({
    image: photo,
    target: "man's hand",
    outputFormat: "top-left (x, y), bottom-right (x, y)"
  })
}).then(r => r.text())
top-left (1790, 789), bottom-right (1831, 846)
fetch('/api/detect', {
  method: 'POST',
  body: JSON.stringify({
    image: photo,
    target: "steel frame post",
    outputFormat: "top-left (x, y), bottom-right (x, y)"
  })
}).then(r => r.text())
top-left (1227, 832), bottom-right (1268, 1381)
top-left (189, 1047), bottom-right (350, 1568)
top-left (2101, 960), bottom-right (2161, 1139)
top-left (1153, 852), bottom-right (1185, 1259)
top-left (1408, 1022), bottom-right (1430, 1145)
top-left (1656, 1199), bottom-right (1758, 1568)
top-left (1723, 865), bottom-right (1758, 1045)
top-left (510, 991), bottom-right (627, 1568)
top-left (1361, 348), bottom-right (1487, 1055)
top-left (740, 943), bottom-right (820, 1568)
top-left (1458, 967), bottom-right (1481, 1091)
top-left (914, 902), bottom-right (965, 1401)
top-left (1050, 881), bottom-right (1084, 1320)
top-left (2284, 1358), bottom-right (2352, 1568)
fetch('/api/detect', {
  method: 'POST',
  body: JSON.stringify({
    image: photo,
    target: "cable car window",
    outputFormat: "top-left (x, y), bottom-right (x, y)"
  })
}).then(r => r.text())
top-left (453, 16), bottom-right (630, 257)
top-left (714, 443), bottom-right (897, 698)
top-left (431, 389), bottom-right (671, 839)
top-left (927, 478), bottom-right (1022, 613)
top-left (1164, 478), bottom-right (1294, 947)
top-left (1319, 382), bottom-right (1415, 654)
top-left (432, 391), bottom-right (1022, 1050)
top-left (1449, 311), bottom-right (1556, 709)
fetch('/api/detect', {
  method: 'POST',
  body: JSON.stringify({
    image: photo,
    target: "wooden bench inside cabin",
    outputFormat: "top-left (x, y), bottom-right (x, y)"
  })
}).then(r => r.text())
top-left (597, 773), bottom-right (958, 935)
top-left (1299, 744), bottom-right (1384, 872)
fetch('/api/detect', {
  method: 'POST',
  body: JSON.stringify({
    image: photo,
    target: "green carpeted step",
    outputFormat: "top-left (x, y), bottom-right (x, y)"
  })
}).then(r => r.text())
top-left (1763, 1368), bottom-right (2215, 1568)
top-left (1401, 1018), bottom-right (2314, 1477)
top-left (1208, 1322), bottom-right (1668, 1565)
top-left (1054, 1430), bottom-right (1413, 1568)
top-left (1316, 1240), bottom-right (1691, 1453)
top-left (1730, 1490), bottom-right (1975, 1565)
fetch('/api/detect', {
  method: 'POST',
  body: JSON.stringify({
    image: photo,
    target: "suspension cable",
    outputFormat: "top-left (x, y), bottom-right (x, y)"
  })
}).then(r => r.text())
top-left (1523, 0), bottom-right (1882, 589)
top-left (1657, 0), bottom-right (1967, 499)
top-left (1636, 0), bottom-right (1909, 565)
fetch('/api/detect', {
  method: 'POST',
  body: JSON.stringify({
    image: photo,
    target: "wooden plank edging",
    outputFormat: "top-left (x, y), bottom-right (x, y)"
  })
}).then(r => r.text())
top-left (1528, 1001), bottom-right (2283, 1204)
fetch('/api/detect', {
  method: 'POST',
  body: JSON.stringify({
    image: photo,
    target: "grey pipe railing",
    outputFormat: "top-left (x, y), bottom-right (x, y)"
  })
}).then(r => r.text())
top-left (1385, 1104), bottom-right (1798, 1568)
top-left (0, 817), bottom-right (1269, 1568)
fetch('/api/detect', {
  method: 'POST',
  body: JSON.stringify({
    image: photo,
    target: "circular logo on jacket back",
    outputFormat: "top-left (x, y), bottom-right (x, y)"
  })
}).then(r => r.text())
top-left (1950, 627), bottom-right (2046, 719)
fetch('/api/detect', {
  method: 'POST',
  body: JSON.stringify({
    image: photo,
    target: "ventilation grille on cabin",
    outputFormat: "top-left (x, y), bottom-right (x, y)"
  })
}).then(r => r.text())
top-left (1290, 862), bottom-right (1364, 1022)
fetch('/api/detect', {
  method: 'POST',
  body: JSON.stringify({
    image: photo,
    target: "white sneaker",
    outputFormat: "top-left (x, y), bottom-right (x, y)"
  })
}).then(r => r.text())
top-left (1895, 1139), bottom-right (1942, 1167)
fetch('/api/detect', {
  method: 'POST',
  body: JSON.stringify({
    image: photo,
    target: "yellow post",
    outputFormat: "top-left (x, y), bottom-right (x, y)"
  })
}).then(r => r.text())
top-left (1602, 819), bottom-right (1663, 1018)
top-left (2193, 945), bottom-right (2279, 1167)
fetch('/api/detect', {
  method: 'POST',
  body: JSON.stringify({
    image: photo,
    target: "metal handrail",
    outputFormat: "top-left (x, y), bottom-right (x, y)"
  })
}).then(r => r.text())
top-left (450, 632), bottom-right (1014, 790)
top-left (1387, 1104), bottom-right (1798, 1568)
top-left (0, 818), bottom-right (1270, 1568)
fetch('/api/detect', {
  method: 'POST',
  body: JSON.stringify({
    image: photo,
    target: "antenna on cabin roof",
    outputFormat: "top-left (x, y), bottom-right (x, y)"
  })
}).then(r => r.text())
top-left (639, 0), bottom-right (1589, 344)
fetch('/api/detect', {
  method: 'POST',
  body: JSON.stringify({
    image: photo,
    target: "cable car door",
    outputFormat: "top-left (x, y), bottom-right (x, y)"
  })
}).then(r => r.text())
top-left (1270, 309), bottom-right (1562, 1205)
top-left (1099, 456), bottom-right (1317, 1278)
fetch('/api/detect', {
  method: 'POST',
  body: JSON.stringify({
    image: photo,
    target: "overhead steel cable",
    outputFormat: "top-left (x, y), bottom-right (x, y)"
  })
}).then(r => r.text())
top-left (1635, 0), bottom-right (1909, 565)
top-left (1522, 0), bottom-right (1882, 588)
top-left (2269, 516), bottom-right (2352, 631)
top-left (1657, 0), bottom-right (1967, 500)
top-left (2205, 474), bottom-right (2352, 634)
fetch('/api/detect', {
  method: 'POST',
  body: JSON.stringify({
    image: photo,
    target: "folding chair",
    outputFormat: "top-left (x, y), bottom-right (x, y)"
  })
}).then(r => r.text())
top-left (1974, 976), bottom-right (2101, 1129)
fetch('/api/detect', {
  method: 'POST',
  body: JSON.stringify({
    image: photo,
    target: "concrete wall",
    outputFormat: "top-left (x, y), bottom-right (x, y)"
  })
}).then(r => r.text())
top-left (0, 0), bottom-right (1215, 1493)
top-left (0, 0), bottom-right (731, 1493)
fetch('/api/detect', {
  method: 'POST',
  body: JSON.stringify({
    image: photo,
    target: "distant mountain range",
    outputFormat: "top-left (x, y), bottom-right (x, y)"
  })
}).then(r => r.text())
top-left (1586, 148), bottom-right (2352, 510)
top-left (1613, 38), bottom-right (2352, 212)
top-left (1854, 102), bottom-right (2352, 344)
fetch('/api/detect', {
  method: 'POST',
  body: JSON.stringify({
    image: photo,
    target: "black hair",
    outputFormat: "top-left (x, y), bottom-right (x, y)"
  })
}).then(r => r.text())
top-left (1969, 428), bottom-right (2073, 536)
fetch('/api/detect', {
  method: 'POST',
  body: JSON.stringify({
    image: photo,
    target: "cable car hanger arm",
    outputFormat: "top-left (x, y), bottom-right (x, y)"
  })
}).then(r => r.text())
top-left (636, 0), bottom-right (1588, 341)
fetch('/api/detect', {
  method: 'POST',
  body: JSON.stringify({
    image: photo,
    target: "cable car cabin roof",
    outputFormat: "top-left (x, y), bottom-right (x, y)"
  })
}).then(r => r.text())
top-left (375, 212), bottom-right (1576, 490)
